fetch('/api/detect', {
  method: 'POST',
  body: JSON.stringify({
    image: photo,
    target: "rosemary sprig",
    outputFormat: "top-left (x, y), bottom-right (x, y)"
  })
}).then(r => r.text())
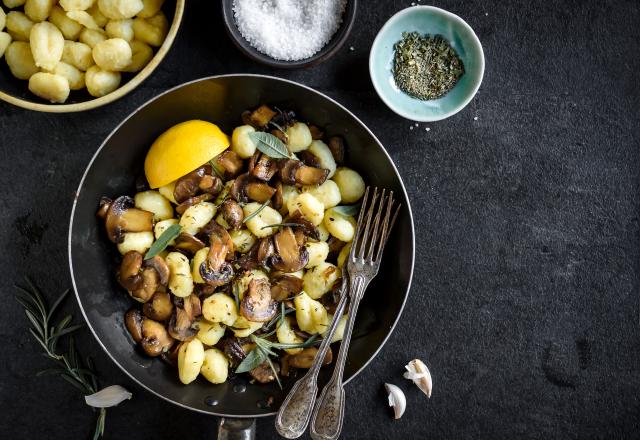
top-left (15, 279), bottom-right (106, 440)
top-left (260, 222), bottom-right (304, 230)
top-left (243, 199), bottom-right (270, 223)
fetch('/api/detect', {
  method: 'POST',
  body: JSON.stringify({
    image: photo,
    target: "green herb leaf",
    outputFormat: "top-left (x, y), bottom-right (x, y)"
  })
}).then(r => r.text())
top-left (260, 222), bottom-right (303, 230)
top-left (144, 224), bottom-right (181, 259)
top-left (235, 346), bottom-right (268, 374)
top-left (331, 204), bottom-right (361, 217)
top-left (243, 199), bottom-right (270, 223)
top-left (266, 356), bottom-right (282, 389)
top-left (249, 131), bottom-right (290, 159)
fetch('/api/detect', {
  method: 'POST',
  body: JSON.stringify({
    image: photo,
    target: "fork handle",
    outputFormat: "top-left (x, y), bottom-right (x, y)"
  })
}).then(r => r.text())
top-left (275, 293), bottom-right (349, 439)
top-left (310, 274), bottom-right (368, 440)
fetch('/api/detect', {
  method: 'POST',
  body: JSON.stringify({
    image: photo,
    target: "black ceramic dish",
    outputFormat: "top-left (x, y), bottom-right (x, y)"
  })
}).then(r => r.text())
top-left (68, 75), bottom-right (414, 433)
top-left (221, 1), bottom-right (357, 68)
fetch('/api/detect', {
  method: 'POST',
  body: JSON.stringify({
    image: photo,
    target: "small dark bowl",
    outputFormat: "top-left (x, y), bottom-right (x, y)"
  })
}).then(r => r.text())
top-left (222, 0), bottom-right (357, 69)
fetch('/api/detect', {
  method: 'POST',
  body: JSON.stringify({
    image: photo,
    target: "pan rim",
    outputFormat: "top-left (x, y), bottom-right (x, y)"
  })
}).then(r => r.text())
top-left (68, 73), bottom-right (415, 418)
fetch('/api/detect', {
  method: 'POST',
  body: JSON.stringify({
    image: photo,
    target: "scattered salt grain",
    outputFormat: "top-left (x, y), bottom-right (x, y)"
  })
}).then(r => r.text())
top-left (233, 0), bottom-right (348, 61)
top-left (414, 123), bottom-right (419, 127)
top-left (409, 126), bottom-right (414, 130)
top-left (474, 116), bottom-right (478, 121)
top-left (349, 46), bottom-right (355, 51)
top-left (425, 127), bottom-right (430, 131)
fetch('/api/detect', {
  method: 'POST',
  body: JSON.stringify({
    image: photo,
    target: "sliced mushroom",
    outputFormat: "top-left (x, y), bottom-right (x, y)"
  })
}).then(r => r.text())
top-left (143, 291), bottom-right (174, 321)
top-left (140, 318), bottom-right (175, 356)
top-left (230, 173), bottom-right (253, 204)
top-left (143, 256), bottom-right (170, 286)
top-left (105, 196), bottom-right (153, 243)
top-left (249, 104), bottom-right (277, 127)
top-left (270, 129), bottom-right (287, 144)
top-left (279, 159), bottom-right (303, 185)
top-left (297, 150), bottom-right (322, 168)
top-left (173, 165), bottom-right (211, 203)
top-left (246, 182), bottom-right (277, 203)
top-left (288, 347), bottom-right (332, 369)
top-left (328, 136), bottom-right (346, 165)
top-left (200, 224), bottom-right (234, 286)
top-left (327, 236), bottom-right (346, 262)
top-left (117, 251), bottom-right (143, 292)
top-left (272, 227), bottom-right (309, 273)
top-left (293, 228), bottom-right (306, 247)
top-left (240, 278), bottom-right (277, 322)
top-left (216, 150), bottom-right (244, 178)
top-left (160, 341), bottom-right (182, 367)
top-left (250, 361), bottom-right (279, 383)
top-left (168, 308), bottom-right (196, 341)
top-left (295, 165), bottom-right (329, 186)
top-left (174, 232), bottom-right (206, 255)
top-left (131, 266), bottom-right (159, 303)
top-left (222, 337), bottom-right (248, 366)
top-left (251, 155), bottom-right (278, 181)
top-left (257, 237), bottom-right (275, 268)
top-left (96, 196), bottom-right (112, 219)
top-left (236, 242), bottom-right (260, 272)
top-left (272, 181), bottom-right (284, 212)
top-left (199, 174), bottom-right (223, 195)
top-left (125, 308), bottom-right (144, 343)
top-left (221, 199), bottom-right (244, 230)
top-left (308, 125), bottom-right (324, 140)
top-left (270, 273), bottom-right (304, 301)
top-left (271, 108), bottom-right (296, 128)
top-left (289, 210), bottom-right (320, 240)
top-left (176, 193), bottom-right (213, 215)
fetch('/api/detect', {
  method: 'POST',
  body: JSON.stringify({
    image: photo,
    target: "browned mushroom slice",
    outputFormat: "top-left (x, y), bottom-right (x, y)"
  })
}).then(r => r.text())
top-left (105, 196), bottom-right (153, 242)
top-left (125, 308), bottom-right (144, 343)
top-left (270, 273), bottom-right (304, 301)
top-left (257, 237), bottom-right (275, 268)
top-left (251, 155), bottom-right (278, 181)
top-left (288, 347), bottom-right (333, 369)
top-left (118, 250), bottom-right (143, 291)
top-left (143, 256), bottom-right (170, 286)
top-left (297, 150), bottom-right (321, 168)
top-left (272, 227), bottom-right (309, 273)
top-left (96, 196), bottom-right (112, 219)
top-left (240, 278), bottom-right (277, 322)
top-left (270, 129), bottom-right (287, 143)
top-left (230, 173), bottom-right (252, 203)
top-left (328, 136), bottom-right (346, 165)
top-left (160, 341), bottom-right (182, 367)
top-left (249, 104), bottom-right (277, 127)
top-left (308, 125), bottom-right (324, 140)
top-left (295, 165), bottom-right (329, 186)
top-left (143, 291), bottom-right (173, 321)
top-left (175, 193), bottom-right (213, 215)
top-left (279, 159), bottom-right (303, 185)
top-left (289, 210), bottom-right (320, 240)
top-left (200, 224), bottom-right (234, 286)
top-left (246, 182), bottom-right (277, 203)
top-left (236, 242), bottom-right (260, 271)
top-left (174, 232), bottom-right (206, 255)
top-left (221, 199), bottom-right (244, 230)
top-left (222, 337), bottom-right (248, 366)
top-left (131, 266), bottom-right (159, 303)
top-left (140, 318), bottom-right (175, 356)
top-left (199, 174), bottom-right (223, 195)
top-left (250, 361), bottom-right (280, 383)
top-left (327, 236), bottom-right (346, 261)
top-left (241, 110), bottom-right (253, 127)
top-left (168, 308), bottom-right (196, 341)
top-left (272, 181), bottom-right (284, 212)
top-left (216, 150), bottom-right (244, 178)
top-left (173, 165), bottom-right (211, 203)
top-left (293, 228), bottom-right (306, 247)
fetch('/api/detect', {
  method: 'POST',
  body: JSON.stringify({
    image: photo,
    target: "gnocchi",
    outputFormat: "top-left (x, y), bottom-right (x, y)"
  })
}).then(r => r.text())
top-left (196, 320), bottom-right (225, 346)
top-left (243, 202), bottom-right (282, 238)
top-left (98, 0), bottom-right (143, 20)
top-left (0, 32), bottom-right (10, 58)
top-left (332, 167), bottom-right (366, 204)
top-left (200, 348), bottom-right (229, 384)
top-left (132, 12), bottom-right (166, 46)
top-left (92, 36), bottom-right (131, 70)
top-left (105, 18), bottom-right (133, 41)
top-left (66, 10), bottom-right (100, 30)
top-left (191, 247), bottom-right (208, 283)
top-left (59, 0), bottom-right (95, 11)
top-left (3, 0), bottom-right (26, 8)
top-left (0, 7), bottom-right (5, 31)
top-left (61, 40), bottom-right (93, 70)
top-left (323, 208), bottom-right (356, 242)
top-left (5, 41), bottom-right (37, 79)
top-left (6, 11), bottom-right (33, 41)
top-left (303, 262), bottom-right (340, 299)
top-left (276, 316), bottom-right (303, 354)
top-left (178, 339), bottom-right (205, 384)
top-left (24, 0), bottom-right (55, 23)
top-left (134, 190), bottom-right (173, 221)
top-left (85, 65), bottom-right (120, 97)
top-left (138, 0), bottom-right (164, 18)
top-left (202, 293), bottom-right (238, 326)
top-left (165, 251), bottom-right (194, 298)
top-left (231, 316), bottom-right (263, 337)
top-left (49, 6), bottom-right (82, 40)
top-left (116, 231), bottom-right (154, 255)
top-left (122, 39), bottom-right (152, 72)
top-left (30, 21), bottom-right (63, 70)
top-left (305, 241), bottom-right (329, 268)
top-left (308, 140), bottom-right (337, 178)
top-left (231, 125), bottom-right (257, 158)
top-left (229, 228), bottom-right (256, 254)
top-left (288, 192), bottom-right (324, 226)
top-left (51, 61), bottom-right (84, 90)
top-left (294, 292), bottom-right (329, 334)
top-left (286, 122), bottom-right (312, 152)
top-left (178, 201), bottom-right (216, 235)
top-left (79, 27), bottom-right (105, 47)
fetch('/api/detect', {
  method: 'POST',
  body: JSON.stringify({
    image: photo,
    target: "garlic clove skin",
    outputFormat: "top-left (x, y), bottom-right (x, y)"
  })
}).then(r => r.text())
top-left (403, 358), bottom-right (432, 398)
top-left (384, 383), bottom-right (406, 419)
top-left (85, 385), bottom-right (132, 408)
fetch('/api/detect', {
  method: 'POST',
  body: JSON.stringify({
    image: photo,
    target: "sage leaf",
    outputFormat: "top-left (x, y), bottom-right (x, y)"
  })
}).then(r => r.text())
top-left (144, 224), bottom-right (181, 259)
top-left (331, 204), bottom-right (361, 217)
top-left (235, 347), bottom-right (267, 374)
top-left (249, 131), bottom-right (290, 159)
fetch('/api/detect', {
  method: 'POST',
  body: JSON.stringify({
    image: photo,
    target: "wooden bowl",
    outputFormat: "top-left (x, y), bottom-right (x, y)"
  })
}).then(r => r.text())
top-left (0, 0), bottom-right (185, 113)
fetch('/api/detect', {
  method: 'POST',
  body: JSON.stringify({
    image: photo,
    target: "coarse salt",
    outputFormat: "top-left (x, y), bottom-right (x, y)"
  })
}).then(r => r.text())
top-left (233, 0), bottom-right (347, 61)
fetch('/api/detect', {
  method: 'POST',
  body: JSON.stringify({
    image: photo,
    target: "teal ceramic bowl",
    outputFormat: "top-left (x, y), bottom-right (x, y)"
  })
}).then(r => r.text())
top-left (369, 6), bottom-right (485, 122)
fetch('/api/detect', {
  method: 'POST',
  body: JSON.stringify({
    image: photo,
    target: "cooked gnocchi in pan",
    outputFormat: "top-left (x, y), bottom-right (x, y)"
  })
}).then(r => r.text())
top-left (0, 0), bottom-right (169, 103)
top-left (98, 105), bottom-right (365, 386)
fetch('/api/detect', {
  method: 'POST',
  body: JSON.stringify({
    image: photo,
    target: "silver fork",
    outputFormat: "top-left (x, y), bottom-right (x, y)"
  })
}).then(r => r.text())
top-left (309, 187), bottom-right (399, 440)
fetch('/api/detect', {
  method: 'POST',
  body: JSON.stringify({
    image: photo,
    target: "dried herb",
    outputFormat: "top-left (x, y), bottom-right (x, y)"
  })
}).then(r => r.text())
top-left (393, 32), bottom-right (464, 100)
top-left (249, 131), bottom-right (291, 159)
top-left (15, 280), bottom-right (116, 440)
top-left (144, 224), bottom-right (181, 259)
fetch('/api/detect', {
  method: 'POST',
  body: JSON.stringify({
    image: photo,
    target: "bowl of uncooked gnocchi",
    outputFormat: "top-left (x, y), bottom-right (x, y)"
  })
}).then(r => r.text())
top-left (0, 0), bottom-right (184, 112)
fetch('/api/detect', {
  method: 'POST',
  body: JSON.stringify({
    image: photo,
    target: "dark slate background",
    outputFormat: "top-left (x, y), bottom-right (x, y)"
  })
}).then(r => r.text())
top-left (1, 0), bottom-right (639, 438)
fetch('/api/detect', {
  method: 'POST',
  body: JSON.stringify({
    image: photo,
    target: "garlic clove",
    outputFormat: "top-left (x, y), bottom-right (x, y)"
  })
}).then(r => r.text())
top-left (384, 383), bottom-right (406, 419)
top-left (85, 385), bottom-right (132, 408)
top-left (403, 358), bottom-right (432, 398)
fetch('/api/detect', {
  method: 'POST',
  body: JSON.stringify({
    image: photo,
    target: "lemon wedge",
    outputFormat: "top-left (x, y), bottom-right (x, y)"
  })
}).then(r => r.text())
top-left (144, 120), bottom-right (230, 189)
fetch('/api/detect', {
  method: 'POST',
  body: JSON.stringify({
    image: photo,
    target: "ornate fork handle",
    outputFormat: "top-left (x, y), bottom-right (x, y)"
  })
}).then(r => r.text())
top-left (275, 290), bottom-right (349, 439)
top-left (309, 274), bottom-right (369, 440)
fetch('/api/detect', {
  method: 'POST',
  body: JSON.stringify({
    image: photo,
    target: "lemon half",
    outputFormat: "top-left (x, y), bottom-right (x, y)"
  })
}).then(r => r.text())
top-left (144, 120), bottom-right (230, 189)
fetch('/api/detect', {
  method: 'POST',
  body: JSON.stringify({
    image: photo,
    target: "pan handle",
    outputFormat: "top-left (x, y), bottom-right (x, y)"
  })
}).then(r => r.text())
top-left (217, 418), bottom-right (256, 440)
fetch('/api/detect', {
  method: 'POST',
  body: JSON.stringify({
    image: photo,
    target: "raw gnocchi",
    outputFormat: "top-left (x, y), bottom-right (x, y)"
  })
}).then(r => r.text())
top-left (61, 40), bottom-right (93, 70)
top-left (29, 21), bottom-right (63, 70)
top-left (5, 41), bottom-right (37, 79)
top-left (122, 39), bottom-right (152, 72)
top-left (49, 6), bottom-right (82, 40)
top-left (85, 65), bottom-right (120, 97)
top-left (92, 36), bottom-right (131, 70)
top-left (6, 11), bottom-right (33, 41)
top-left (51, 61), bottom-right (84, 90)
top-left (0, 32), bottom-right (11, 58)
top-left (24, 0), bottom-right (55, 23)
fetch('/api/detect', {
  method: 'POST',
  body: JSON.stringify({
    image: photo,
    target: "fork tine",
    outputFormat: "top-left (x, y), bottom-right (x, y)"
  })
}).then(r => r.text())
top-left (357, 187), bottom-right (379, 260)
top-left (373, 191), bottom-right (394, 262)
top-left (349, 186), bottom-right (370, 262)
top-left (365, 188), bottom-right (386, 261)
top-left (376, 199), bottom-right (400, 262)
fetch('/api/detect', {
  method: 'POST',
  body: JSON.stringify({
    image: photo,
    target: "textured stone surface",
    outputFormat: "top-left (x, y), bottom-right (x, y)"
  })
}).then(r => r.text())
top-left (1, 0), bottom-right (639, 439)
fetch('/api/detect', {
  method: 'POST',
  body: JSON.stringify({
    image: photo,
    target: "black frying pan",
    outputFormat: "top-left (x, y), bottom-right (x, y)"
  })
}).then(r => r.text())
top-left (68, 75), bottom-right (415, 436)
